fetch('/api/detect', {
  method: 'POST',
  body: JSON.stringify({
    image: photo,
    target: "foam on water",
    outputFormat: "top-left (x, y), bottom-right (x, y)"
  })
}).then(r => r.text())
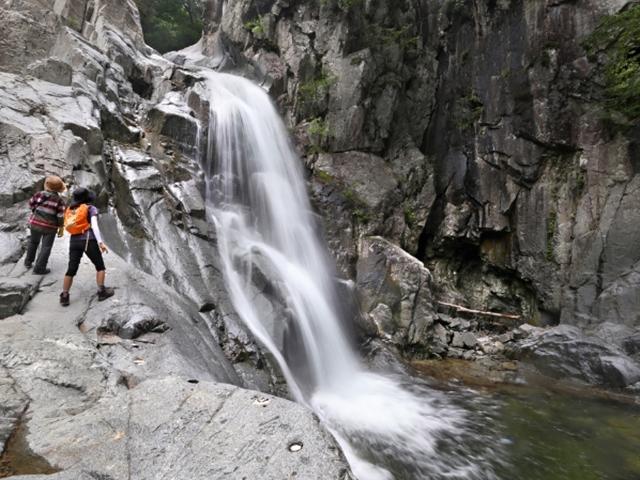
top-left (201, 71), bottom-right (496, 479)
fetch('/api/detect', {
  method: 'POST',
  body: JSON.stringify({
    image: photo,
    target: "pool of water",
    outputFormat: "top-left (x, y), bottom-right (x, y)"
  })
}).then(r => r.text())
top-left (493, 388), bottom-right (640, 480)
top-left (411, 360), bottom-right (640, 480)
top-left (0, 420), bottom-right (58, 478)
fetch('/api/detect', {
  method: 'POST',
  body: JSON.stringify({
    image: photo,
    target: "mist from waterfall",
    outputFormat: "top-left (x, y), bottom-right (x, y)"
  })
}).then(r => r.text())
top-left (201, 71), bottom-right (498, 480)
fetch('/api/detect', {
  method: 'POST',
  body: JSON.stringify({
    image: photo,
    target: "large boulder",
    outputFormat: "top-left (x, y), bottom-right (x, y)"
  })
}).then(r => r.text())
top-left (356, 236), bottom-right (437, 355)
top-left (510, 325), bottom-right (640, 389)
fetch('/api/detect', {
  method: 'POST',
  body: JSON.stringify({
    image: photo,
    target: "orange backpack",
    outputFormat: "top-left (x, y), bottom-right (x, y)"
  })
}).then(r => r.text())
top-left (64, 204), bottom-right (91, 235)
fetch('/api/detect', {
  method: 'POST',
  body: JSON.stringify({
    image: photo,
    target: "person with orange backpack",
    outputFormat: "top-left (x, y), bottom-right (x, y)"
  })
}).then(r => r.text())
top-left (59, 187), bottom-right (114, 306)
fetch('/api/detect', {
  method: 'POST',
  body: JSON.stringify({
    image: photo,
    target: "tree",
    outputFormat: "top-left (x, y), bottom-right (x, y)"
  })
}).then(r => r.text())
top-left (134, 0), bottom-right (204, 53)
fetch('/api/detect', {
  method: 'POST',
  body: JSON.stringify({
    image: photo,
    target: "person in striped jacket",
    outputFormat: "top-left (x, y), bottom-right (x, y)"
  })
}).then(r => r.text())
top-left (25, 175), bottom-right (67, 274)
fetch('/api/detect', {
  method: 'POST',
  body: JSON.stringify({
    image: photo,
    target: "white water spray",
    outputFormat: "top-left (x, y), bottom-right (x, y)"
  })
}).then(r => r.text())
top-left (201, 71), bottom-right (495, 479)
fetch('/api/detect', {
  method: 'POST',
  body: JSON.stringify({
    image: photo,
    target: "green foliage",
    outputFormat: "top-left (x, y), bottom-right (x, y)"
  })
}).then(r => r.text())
top-left (378, 25), bottom-right (419, 50)
top-left (353, 208), bottom-right (372, 224)
top-left (135, 0), bottom-right (203, 53)
top-left (308, 117), bottom-right (330, 138)
top-left (244, 16), bottom-right (266, 36)
top-left (298, 71), bottom-right (336, 106)
top-left (584, 4), bottom-right (640, 121)
top-left (65, 15), bottom-right (82, 31)
top-left (455, 89), bottom-right (484, 130)
top-left (403, 205), bottom-right (417, 227)
top-left (362, 24), bottom-right (420, 54)
top-left (343, 188), bottom-right (371, 224)
top-left (314, 169), bottom-right (335, 183)
top-left (307, 117), bottom-right (331, 154)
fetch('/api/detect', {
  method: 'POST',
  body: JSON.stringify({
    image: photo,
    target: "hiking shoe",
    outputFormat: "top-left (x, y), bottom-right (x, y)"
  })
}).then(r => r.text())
top-left (33, 268), bottom-right (51, 275)
top-left (60, 292), bottom-right (70, 307)
top-left (24, 262), bottom-right (33, 269)
top-left (97, 287), bottom-right (115, 302)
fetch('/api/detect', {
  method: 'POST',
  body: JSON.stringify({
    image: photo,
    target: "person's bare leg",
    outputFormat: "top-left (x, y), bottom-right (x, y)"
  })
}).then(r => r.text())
top-left (96, 270), bottom-right (105, 288)
top-left (60, 275), bottom-right (73, 306)
top-left (63, 275), bottom-right (73, 292)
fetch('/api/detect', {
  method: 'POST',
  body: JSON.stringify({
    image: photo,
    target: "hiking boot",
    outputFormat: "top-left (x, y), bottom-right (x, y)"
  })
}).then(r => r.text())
top-left (97, 287), bottom-right (114, 302)
top-left (24, 262), bottom-right (33, 269)
top-left (33, 268), bottom-right (51, 275)
top-left (60, 292), bottom-right (70, 307)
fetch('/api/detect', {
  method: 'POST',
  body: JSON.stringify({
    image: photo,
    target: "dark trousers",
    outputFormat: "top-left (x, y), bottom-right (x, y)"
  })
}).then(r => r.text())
top-left (25, 226), bottom-right (56, 271)
top-left (65, 239), bottom-right (106, 277)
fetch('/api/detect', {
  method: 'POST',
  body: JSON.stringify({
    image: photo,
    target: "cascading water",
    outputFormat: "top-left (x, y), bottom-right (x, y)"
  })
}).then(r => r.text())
top-left (201, 71), bottom-right (499, 479)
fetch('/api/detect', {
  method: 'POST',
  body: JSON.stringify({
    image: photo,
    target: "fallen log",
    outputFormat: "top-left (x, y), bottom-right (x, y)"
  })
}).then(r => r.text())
top-left (436, 301), bottom-right (521, 321)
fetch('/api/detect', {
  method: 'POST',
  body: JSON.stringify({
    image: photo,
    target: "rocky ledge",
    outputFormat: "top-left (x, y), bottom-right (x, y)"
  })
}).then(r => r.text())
top-left (0, 242), bottom-right (351, 479)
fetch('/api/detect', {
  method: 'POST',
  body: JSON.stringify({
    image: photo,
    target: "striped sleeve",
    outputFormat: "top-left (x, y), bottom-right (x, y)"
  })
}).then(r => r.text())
top-left (29, 192), bottom-right (42, 210)
top-left (57, 198), bottom-right (66, 226)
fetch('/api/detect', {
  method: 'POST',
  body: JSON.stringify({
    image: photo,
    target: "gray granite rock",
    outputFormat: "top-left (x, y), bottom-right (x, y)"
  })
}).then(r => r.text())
top-left (511, 325), bottom-right (640, 389)
top-left (356, 236), bottom-right (436, 353)
top-left (17, 377), bottom-right (350, 480)
top-left (0, 243), bottom-right (349, 479)
top-left (0, 231), bottom-right (24, 266)
top-left (451, 332), bottom-right (478, 349)
top-left (26, 58), bottom-right (73, 86)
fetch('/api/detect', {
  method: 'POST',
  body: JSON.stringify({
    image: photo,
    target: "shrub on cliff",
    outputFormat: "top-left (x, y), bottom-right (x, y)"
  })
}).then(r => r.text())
top-left (584, 4), bottom-right (640, 123)
top-left (135, 0), bottom-right (203, 53)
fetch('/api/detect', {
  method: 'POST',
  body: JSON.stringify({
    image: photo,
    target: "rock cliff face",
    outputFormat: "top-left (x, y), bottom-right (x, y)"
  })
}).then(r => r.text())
top-left (198, 0), bottom-right (640, 337)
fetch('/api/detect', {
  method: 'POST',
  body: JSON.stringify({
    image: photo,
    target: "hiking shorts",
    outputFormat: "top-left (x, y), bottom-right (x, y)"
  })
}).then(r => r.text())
top-left (66, 239), bottom-right (106, 276)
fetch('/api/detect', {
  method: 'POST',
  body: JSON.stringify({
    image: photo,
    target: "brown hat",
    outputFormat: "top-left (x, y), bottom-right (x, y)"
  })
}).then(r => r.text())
top-left (44, 175), bottom-right (66, 193)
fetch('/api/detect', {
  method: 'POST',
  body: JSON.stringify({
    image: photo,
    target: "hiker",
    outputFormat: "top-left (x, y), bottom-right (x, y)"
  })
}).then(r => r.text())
top-left (59, 187), bottom-right (114, 306)
top-left (25, 175), bottom-right (67, 274)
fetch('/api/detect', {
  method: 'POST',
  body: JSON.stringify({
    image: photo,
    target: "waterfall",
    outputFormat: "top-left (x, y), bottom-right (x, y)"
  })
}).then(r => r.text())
top-left (201, 71), bottom-right (497, 480)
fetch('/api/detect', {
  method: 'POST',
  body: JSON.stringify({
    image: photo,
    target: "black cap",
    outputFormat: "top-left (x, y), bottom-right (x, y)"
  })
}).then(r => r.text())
top-left (70, 187), bottom-right (96, 207)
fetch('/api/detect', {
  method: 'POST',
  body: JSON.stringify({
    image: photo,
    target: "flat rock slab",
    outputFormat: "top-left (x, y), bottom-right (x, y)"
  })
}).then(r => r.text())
top-left (19, 377), bottom-right (350, 480)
